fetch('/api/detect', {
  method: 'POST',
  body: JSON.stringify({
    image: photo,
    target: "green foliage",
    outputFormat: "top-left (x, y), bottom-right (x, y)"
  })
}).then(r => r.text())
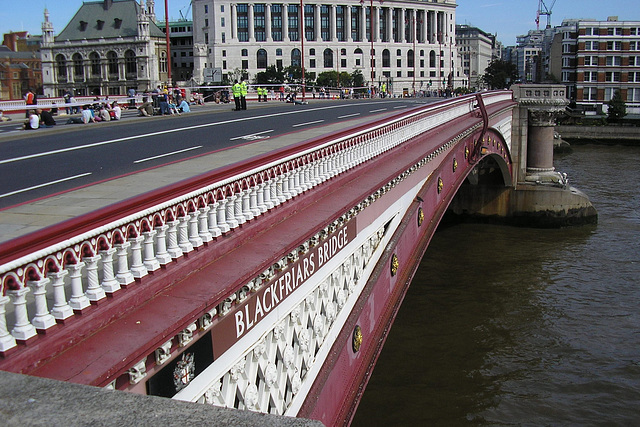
top-left (480, 59), bottom-right (519, 89)
top-left (606, 90), bottom-right (627, 123)
top-left (351, 70), bottom-right (366, 88)
top-left (254, 66), bottom-right (285, 84)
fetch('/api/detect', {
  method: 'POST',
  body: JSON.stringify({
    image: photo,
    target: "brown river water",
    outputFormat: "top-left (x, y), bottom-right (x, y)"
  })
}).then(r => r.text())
top-left (352, 144), bottom-right (640, 426)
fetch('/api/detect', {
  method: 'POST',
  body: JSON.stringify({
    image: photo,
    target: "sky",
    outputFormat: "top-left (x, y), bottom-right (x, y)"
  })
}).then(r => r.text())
top-left (1, 0), bottom-right (640, 46)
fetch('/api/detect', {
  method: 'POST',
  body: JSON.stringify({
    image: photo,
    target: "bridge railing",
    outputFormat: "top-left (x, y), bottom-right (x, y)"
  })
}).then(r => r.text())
top-left (0, 91), bottom-right (513, 355)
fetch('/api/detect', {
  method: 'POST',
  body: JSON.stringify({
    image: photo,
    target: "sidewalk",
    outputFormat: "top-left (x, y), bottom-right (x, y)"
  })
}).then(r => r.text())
top-left (0, 100), bottom-right (381, 244)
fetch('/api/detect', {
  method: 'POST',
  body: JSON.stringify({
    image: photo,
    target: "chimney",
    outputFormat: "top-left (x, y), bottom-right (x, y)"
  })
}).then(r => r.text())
top-left (104, 0), bottom-right (114, 10)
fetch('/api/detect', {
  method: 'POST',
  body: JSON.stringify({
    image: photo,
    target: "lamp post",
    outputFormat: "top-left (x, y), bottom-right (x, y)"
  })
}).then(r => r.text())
top-left (164, 0), bottom-right (172, 85)
top-left (361, 0), bottom-right (382, 97)
top-left (299, 0), bottom-right (305, 101)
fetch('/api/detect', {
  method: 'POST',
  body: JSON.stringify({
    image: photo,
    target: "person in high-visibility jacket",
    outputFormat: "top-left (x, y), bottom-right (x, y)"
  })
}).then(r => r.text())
top-left (232, 80), bottom-right (242, 111)
top-left (240, 78), bottom-right (248, 110)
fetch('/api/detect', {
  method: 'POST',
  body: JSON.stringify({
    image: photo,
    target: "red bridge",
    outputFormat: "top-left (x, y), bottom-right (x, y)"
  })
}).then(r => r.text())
top-left (0, 87), bottom-right (595, 425)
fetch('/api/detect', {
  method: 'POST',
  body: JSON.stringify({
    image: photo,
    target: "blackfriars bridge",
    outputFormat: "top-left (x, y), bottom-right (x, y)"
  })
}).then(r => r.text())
top-left (0, 85), bottom-right (596, 426)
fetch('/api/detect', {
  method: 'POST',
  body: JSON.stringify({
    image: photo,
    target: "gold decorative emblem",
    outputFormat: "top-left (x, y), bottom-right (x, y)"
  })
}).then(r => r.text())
top-left (437, 177), bottom-right (443, 194)
top-left (390, 253), bottom-right (399, 276)
top-left (453, 158), bottom-right (458, 172)
top-left (465, 146), bottom-right (469, 159)
top-left (352, 325), bottom-right (363, 353)
top-left (418, 207), bottom-right (424, 226)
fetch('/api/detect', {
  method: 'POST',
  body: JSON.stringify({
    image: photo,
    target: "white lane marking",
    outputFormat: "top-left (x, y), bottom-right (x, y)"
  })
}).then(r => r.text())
top-left (292, 120), bottom-right (324, 127)
top-left (337, 113), bottom-right (361, 119)
top-left (0, 172), bottom-right (92, 199)
top-left (133, 146), bottom-right (203, 164)
top-left (393, 105), bottom-right (407, 109)
top-left (229, 129), bottom-right (274, 141)
top-left (0, 101), bottom-right (404, 166)
top-left (369, 108), bottom-right (387, 113)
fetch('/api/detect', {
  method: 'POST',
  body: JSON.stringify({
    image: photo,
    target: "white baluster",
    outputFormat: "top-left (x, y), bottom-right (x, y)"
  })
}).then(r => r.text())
top-left (225, 195), bottom-right (240, 229)
top-left (256, 183), bottom-right (268, 213)
top-left (28, 277), bottom-right (56, 331)
top-left (287, 171), bottom-right (298, 197)
top-left (269, 178), bottom-right (280, 207)
top-left (67, 261), bottom-right (90, 311)
top-left (142, 230), bottom-right (161, 271)
top-left (207, 202), bottom-right (222, 238)
top-left (198, 206), bottom-right (213, 243)
top-left (280, 173), bottom-right (292, 201)
top-left (129, 236), bottom-right (148, 279)
top-left (84, 255), bottom-right (106, 302)
top-left (234, 192), bottom-right (247, 225)
top-left (114, 241), bottom-right (135, 287)
top-left (7, 287), bottom-right (37, 341)
top-left (48, 270), bottom-right (73, 320)
top-left (0, 296), bottom-right (17, 352)
top-left (188, 212), bottom-right (204, 248)
top-left (241, 190), bottom-right (254, 221)
top-left (166, 220), bottom-right (184, 259)
top-left (99, 248), bottom-right (121, 293)
top-left (154, 225), bottom-right (173, 265)
top-left (216, 199), bottom-right (231, 233)
top-left (177, 215), bottom-right (194, 253)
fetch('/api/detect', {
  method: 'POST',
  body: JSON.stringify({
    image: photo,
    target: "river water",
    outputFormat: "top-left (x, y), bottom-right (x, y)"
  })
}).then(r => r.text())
top-left (352, 144), bottom-right (640, 426)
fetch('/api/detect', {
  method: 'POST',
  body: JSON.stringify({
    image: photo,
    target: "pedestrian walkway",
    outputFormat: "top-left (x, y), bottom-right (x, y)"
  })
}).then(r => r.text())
top-left (0, 103), bottom-right (385, 244)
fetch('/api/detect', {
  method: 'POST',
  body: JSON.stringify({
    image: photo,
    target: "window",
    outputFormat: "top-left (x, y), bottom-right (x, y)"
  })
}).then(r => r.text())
top-left (607, 41), bottom-right (621, 50)
top-left (630, 41), bottom-right (637, 51)
top-left (583, 87), bottom-right (597, 101)
top-left (341, 59), bottom-right (346, 68)
top-left (107, 51), bottom-right (118, 76)
top-left (73, 53), bottom-right (84, 79)
top-left (585, 40), bottom-right (597, 51)
top-left (382, 49), bottom-right (390, 67)
top-left (204, 32), bottom-right (209, 44)
top-left (271, 5), bottom-right (282, 41)
top-left (396, 70), bottom-right (402, 77)
top-left (407, 50), bottom-right (414, 68)
top-left (242, 59), bottom-right (248, 69)
top-left (323, 48), bottom-right (333, 68)
top-left (627, 88), bottom-right (640, 102)
top-left (242, 49), bottom-right (248, 56)
top-left (354, 48), bottom-right (363, 67)
top-left (291, 48), bottom-right (301, 67)
top-left (583, 71), bottom-right (597, 82)
top-left (584, 27), bottom-right (593, 36)
top-left (336, 6), bottom-right (345, 41)
top-left (397, 59), bottom-right (401, 67)
top-left (204, 5), bottom-right (208, 13)
top-left (276, 48), bottom-right (282, 56)
top-left (90, 52), bottom-right (101, 77)
top-left (222, 32), bottom-right (225, 43)
top-left (605, 71), bottom-right (621, 82)
top-left (221, 17), bottom-right (225, 27)
top-left (56, 54), bottom-right (67, 78)
top-left (257, 49), bottom-right (267, 69)
top-left (310, 48), bottom-right (315, 56)
top-left (604, 87), bottom-right (615, 101)
top-left (605, 56), bottom-right (621, 66)
top-left (310, 59), bottom-right (316, 68)
top-left (288, 5), bottom-right (299, 41)
top-left (628, 72), bottom-right (640, 82)
top-left (584, 56), bottom-right (598, 66)
top-left (237, 4), bottom-right (249, 42)
top-left (205, 18), bottom-right (209, 27)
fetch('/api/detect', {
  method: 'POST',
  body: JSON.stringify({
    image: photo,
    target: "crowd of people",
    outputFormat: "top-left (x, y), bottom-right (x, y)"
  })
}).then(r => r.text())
top-left (65, 100), bottom-right (122, 125)
top-left (22, 108), bottom-right (58, 130)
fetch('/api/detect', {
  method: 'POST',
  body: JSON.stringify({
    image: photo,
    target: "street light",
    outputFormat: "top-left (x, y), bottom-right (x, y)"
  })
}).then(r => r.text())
top-left (164, 0), bottom-right (172, 85)
top-left (361, 0), bottom-right (383, 97)
top-left (299, 0), bottom-right (305, 101)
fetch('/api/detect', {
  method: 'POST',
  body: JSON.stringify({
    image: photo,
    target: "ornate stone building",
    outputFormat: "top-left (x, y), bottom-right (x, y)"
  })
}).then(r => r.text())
top-left (40, 0), bottom-right (168, 97)
top-left (191, 0), bottom-right (459, 94)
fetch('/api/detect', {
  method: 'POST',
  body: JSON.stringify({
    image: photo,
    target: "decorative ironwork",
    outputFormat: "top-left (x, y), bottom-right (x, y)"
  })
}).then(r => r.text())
top-left (352, 325), bottom-right (363, 353)
top-left (453, 158), bottom-right (458, 172)
top-left (173, 352), bottom-right (195, 392)
top-left (465, 146), bottom-right (469, 159)
top-left (418, 207), bottom-right (424, 226)
top-left (390, 253), bottom-right (399, 276)
top-left (437, 177), bottom-right (443, 194)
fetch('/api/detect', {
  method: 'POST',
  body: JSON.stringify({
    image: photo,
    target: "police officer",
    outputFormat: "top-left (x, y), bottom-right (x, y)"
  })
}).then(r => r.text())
top-left (240, 78), bottom-right (248, 110)
top-left (232, 80), bottom-right (242, 111)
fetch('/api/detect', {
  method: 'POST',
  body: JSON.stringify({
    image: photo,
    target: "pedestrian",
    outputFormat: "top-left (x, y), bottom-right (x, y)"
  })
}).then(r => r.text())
top-left (38, 108), bottom-right (56, 128)
top-left (127, 88), bottom-right (136, 109)
top-left (110, 101), bottom-right (122, 120)
top-left (138, 97), bottom-right (154, 116)
top-left (24, 89), bottom-right (36, 118)
top-left (240, 78), bottom-right (248, 110)
top-left (279, 85), bottom-right (285, 101)
top-left (232, 80), bottom-right (242, 111)
top-left (178, 99), bottom-right (191, 113)
top-left (22, 109), bottom-right (40, 130)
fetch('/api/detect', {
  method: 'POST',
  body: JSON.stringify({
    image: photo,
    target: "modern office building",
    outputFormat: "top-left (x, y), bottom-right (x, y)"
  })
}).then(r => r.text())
top-left (159, 20), bottom-right (195, 83)
top-left (191, 0), bottom-right (459, 95)
top-left (40, 0), bottom-right (169, 97)
top-left (455, 24), bottom-right (496, 89)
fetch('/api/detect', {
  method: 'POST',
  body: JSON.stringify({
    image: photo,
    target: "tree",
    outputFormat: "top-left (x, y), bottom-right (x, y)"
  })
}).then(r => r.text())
top-left (254, 65), bottom-right (285, 84)
top-left (607, 90), bottom-right (627, 123)
top-left (480, 59), bottom-right (519, 90)
top-left (351, 70), bottom-right (365, 88)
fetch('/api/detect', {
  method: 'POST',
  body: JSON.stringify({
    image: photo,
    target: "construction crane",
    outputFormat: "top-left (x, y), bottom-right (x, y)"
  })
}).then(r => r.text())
top-left (179, 2), bottom-right (192, 21)
top-left (536, 0), bottom-right (557, 30)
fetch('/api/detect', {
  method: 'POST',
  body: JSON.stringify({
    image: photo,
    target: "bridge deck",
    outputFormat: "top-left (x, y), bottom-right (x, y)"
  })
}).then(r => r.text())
top-left (0, 103), bottom-right (385, 244)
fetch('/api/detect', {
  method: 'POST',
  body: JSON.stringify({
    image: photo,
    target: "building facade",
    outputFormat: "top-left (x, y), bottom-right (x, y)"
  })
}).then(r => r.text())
top-left (40, 0), bottom-right (168, 98)
top-left (573, 18), bottom-right (640, 113)
top-left (191, 0), bottom-right (459, 94)
top-left (1, 32), bottom-right (43, 100)
top-left (455, 24), bottom-right (496, 89)
top-left (160, 20), bottom-right (195, 82)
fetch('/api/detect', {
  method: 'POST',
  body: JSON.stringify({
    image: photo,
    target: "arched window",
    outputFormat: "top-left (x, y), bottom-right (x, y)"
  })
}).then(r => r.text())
top-left (107, 51), bottom-right (118, 76)
top-left (291, 48), bottom-right (301, 67)
top-left (72, 53), bottom-right (83, 79)
top-left (382, 49), bottom-right (390, 67)
top-left (407, 49), bottom-right (414, 68)
top-left (125, 50), bottom-right (136, 75)
top-left (90, 52), bottom-right (101, 77)
top-left (323, 48), bottom-right (333, 68)
top-left (56, 54), bottom-right (67, 79)
top-left (159, 51), bottom-right (167, 73)
top-left (354, 48), bottom-right (363, 67)
top-left (241, 49), bottom-right (248, 56)
top-left (257, 49), bottom-right (267, 69)
top-left (429, 50), bottom-right (436, 68)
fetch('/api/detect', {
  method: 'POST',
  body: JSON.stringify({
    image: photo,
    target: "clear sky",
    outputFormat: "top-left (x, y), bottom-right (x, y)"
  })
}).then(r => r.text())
top-left (1, 0), bottom-right (640, 46)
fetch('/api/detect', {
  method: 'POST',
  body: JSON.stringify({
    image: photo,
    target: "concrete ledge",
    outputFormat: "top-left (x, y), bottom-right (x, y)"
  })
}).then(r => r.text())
top-left (556, 125), bottom-right (640, 142)
top-left (0, 371), bottom-right (324, 427)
